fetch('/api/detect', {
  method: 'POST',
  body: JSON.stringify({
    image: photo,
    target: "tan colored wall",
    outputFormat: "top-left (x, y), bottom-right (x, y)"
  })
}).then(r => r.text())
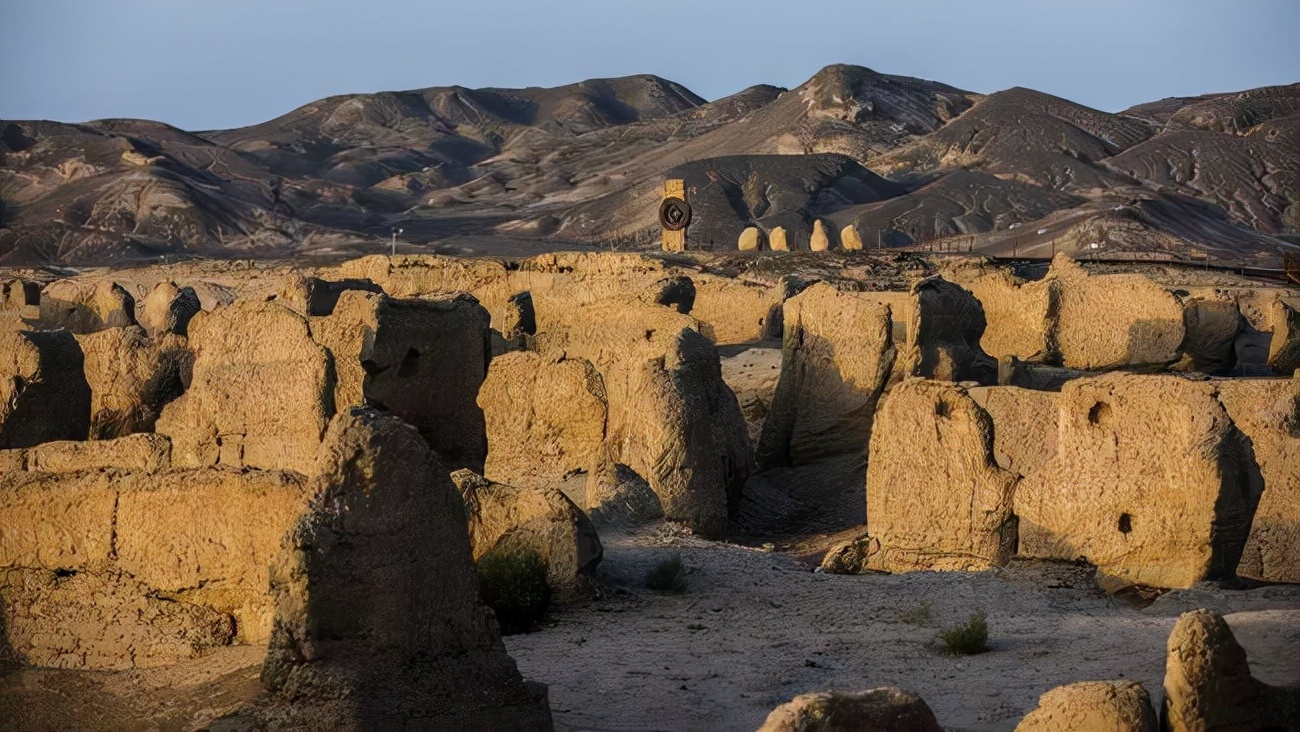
top-left (966, 386), bottom-right (1059, 478)
top-left (944, 263), bottom-right (1056, 362)
top-left (536, 303), bottom-right (751, 537)
top-left (757, 283), bottom-right (895, 468)
top-left (864, 380), bottom-right (1019, 573)
top-left (1015, 374), bottom-right (1261, 590)
top-left (156, 301), bottom-right (332, 476)
top-left (25, 433), bottom-right (170, 474)
top-left (1217, 376), bottom-right (1300, 583)
top-left (1, 465), bottom-right (311, 669)
top-left (480, 351), bottom-right (607, 491)
top-left (1049, 255), bottom-right (1185, 370)
top-left (310, 290), bottom-right (490, 471)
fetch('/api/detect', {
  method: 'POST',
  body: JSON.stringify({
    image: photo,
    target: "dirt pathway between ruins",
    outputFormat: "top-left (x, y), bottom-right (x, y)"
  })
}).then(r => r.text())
top-left (505, 524), bottom-right (1300, 732)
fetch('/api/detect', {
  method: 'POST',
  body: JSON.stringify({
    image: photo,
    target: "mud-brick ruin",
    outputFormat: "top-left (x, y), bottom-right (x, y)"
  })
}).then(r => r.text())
top-left (1, 249), bottom-right (1299, 730)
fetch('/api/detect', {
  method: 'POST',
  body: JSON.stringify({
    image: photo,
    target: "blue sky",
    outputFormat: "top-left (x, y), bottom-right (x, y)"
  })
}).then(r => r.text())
top-left (1, 0), bottom-right (1297, 131)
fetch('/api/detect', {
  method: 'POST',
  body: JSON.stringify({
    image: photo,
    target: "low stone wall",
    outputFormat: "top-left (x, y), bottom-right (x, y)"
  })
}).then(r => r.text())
top-left (1, 458), bottom-right (310, 669)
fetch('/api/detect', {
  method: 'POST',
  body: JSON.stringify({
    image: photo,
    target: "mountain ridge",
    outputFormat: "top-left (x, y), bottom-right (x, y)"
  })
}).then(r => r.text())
top-left (2, 64), bottom-right (1297, 265)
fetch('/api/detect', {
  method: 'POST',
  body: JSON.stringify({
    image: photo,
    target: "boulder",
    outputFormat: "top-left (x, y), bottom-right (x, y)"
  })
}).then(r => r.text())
top-left (25, 433), bottom-right (170, 474)
top-left (1048, 254), bottom-right (1184, 370)
top-left (76, 326), bottom-right (189, 438)
top-left (1269, 298), bottom-right (1300, 375)
top-left (899, 277), bottom-right (997, 384)
top-left (840, 224), bottom-right (864, 251)
top-left (861, 380), bottom-right (1019, 573)
top-left (1176, 296), bottom-right (1241, 374)
top-left (136, 281), bottom-right (201, 337)
top-left (810, 220), bottom-right (831, 252)
top-left (770, 226), bottom-right (789, 251)
top-left (1015, 680), bottom-right (1157, 732)
top-left (258, 408), bottom-right (554, 731)
top-left (39, 279), bottom-right (137, 333)
top-left (156, 300), bottom-right (333, 475)
top-left (1163, 609), bottom-right (1300, 732)
top-left (480, 351), bottom-right (607, 492)
top-left (757, 687), bottom-right (942, 732)
top-left (451, 469), bottom-right (602, 600)
top-left (748, 283), bottom-right (895, 530)
top-left (0, 327), bottom-right (90, 448)
top-left (738, 226), bottom-right (763, 251)
top-left (820, 533), bottom-right (876, 574)
top-left (309, 290), bottom-right (490, 471)
top-left (1016, 374), bottom-right (1262, 591)
top-left (537, 305), bottom-right (751, 537)
top-left (1218, 377), bottom-right (1300, 583)
top-left (966, 386), bottom-right (1059, 478)
top-left (583, 455), bottom-right (664, 527)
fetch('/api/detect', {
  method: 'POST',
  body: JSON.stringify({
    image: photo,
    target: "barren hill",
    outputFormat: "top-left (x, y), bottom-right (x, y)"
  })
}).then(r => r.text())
top-left (2, 65), bottom-right (1297, 264)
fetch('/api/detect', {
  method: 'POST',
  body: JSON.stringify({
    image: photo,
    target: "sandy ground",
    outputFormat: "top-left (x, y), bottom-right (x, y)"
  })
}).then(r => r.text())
top-left (719, 344), bottom-right (782, 445)
top-left (505, 524), bottom-right (1300, 732)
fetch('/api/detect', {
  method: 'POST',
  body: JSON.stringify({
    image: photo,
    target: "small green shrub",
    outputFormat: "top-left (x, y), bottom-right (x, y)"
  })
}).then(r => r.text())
top-left (645, 553), bottom-right (688, 593)
top-left (898, 600), bottom-right (932, 626)
top-left (941, 612), bottom-right (989, 655)
top-left (477, 550), bottom-right (551, 635)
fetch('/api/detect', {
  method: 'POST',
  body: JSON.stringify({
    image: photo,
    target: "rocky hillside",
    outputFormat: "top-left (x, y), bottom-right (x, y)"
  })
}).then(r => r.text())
top-left (2, 68), bottom-right (1297, 264)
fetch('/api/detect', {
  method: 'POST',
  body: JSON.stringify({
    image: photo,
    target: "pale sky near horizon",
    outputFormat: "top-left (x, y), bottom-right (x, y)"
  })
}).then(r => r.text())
top-left (1, 0), bottom-right (1297, 131)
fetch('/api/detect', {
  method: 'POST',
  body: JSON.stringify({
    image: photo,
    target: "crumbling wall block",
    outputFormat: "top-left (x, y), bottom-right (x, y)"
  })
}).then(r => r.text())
top-left (39, 280), bottom-right (137, 334)
top-left (25, 433), bottom-right (170, 474)
top-left (900, 276), bottom-right (997, 384)
top-left (137, 280), bottom-right (201, 337)
top-left (1049, 254), bottom-right (1185, 370)
top-left (77, 326), bottom-right (189, 438)
top-left (862, 380), bottom-right (1019, 573)
top-left (156, 300), bottom-right (333, 475)
top-left (1217, 376), bottom-right (1300, 583)
top-left (480, 351), bottom-right (607, 492)
top-left (1016, 374), bottom-right (1262, 591)
top-left (258, 408), bottom-right (554, 730)
top-left (0, 327), bottom-right (91, 448)
top-left (310, 290), bottom-right (490, 471)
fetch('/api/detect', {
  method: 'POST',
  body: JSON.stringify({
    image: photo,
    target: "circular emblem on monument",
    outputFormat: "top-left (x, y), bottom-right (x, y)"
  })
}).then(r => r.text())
top-left (659, 197), bottom-right (692, 232)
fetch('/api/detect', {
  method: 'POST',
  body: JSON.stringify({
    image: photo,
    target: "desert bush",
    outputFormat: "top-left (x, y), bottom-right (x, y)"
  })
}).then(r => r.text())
top-left (477, 549), bottom-right (551, 635)
top-left (898, 600), bottom-right (932, 625)
top-left (646, 553), bottom-right (688, 593)
top-left (941, 612), bottom-right (989, 655)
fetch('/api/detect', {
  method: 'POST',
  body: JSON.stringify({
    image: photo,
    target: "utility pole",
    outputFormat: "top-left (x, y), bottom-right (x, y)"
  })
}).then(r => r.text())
top-left (390, 227), bottom-right (403, 257)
